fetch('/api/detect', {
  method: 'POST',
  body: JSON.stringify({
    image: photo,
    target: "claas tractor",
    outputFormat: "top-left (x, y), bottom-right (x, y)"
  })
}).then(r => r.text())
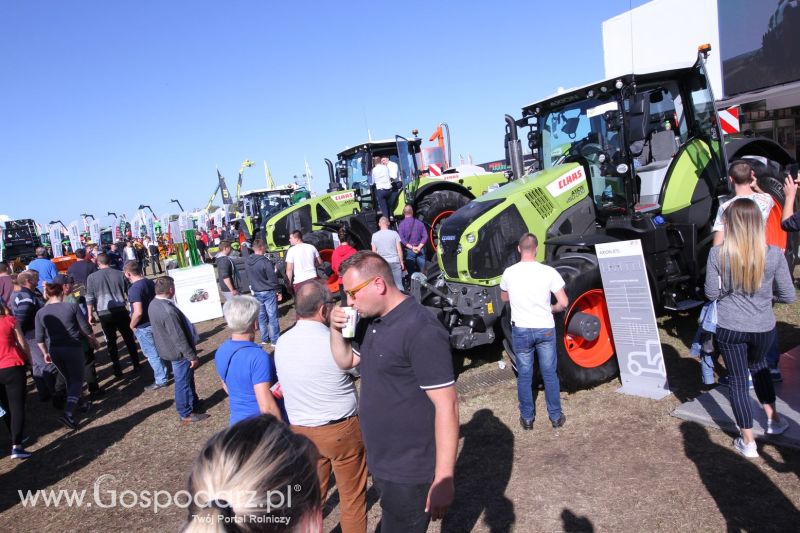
top-left (262, 133), bottom-right (508, 291)
top-left (236, 185), bottom-right (311, 242)
top-left (412, 47), bottom-right (796, 390)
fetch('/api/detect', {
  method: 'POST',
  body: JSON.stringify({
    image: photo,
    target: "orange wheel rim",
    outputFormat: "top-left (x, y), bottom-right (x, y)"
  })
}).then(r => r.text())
top-left (563, 289), bottom-right (615, 368)
top-left (429, 210), bottom-right (455, 249)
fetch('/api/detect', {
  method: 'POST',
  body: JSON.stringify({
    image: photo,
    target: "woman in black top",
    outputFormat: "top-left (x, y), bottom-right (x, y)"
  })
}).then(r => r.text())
top-left (35, 283), bottom-right (99, 429)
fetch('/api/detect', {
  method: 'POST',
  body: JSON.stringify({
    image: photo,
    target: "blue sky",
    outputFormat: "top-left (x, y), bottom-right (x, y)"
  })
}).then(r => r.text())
top-left (1, 0), bottom-right (648, 228)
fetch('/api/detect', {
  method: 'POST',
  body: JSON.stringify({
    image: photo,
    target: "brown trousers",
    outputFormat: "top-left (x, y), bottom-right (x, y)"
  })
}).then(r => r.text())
top-left (291, 416), bottom-right (368, 533)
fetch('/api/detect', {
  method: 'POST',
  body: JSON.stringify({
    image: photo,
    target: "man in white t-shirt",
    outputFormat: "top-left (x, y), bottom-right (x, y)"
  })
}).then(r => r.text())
top-left (285, 230), bottom-right (322, 293)
top-left (713, 160), bottom-right (774, 245)
top-left (371, 157), bottom-right (394, 221)
top-left (500, 233), bottom-right (569, 431)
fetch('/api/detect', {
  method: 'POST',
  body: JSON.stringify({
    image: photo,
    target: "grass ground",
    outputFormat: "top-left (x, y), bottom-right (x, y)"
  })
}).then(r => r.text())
top-left (0, 295), bottom-right (798, 532)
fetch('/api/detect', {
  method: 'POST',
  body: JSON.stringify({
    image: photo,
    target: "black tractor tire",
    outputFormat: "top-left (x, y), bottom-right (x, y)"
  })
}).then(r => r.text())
top-left (759, 173), bottom-right (799, 271)
top-left (415, 190), bottom-right (471, 255)
top-left (303, 230), bottom-right (335, 252)
top-left (501, 257), bottom-right (619, 391)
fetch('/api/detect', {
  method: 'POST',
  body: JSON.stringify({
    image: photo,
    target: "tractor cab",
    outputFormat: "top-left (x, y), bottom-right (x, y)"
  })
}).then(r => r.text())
top-left (518, 54), bottom-right (728, 227)
top-left (332, 137), bottom-right (423, 213)
top-left (238, 186), bottom-right (308, 240)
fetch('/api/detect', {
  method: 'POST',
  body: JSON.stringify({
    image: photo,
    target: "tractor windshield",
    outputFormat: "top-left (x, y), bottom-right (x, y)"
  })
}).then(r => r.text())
top-left (540, 96), bottom-right (630, 215)
top-left (341, 151), bottom-right (372, 192)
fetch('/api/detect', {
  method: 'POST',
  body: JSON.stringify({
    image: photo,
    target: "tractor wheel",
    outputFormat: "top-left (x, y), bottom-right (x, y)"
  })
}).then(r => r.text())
top-left (415, 190), bottom-right (471, 253)
top-left (759, 174), bottom-right (799, 271)
top-left (501, 257), bottom-right (618, 391)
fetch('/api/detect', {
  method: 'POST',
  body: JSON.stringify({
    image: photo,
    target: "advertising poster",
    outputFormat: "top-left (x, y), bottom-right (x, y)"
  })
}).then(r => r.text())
top-left (596, 239), bottom-right (669, 400)
top-left (49, 225), bottom-right (63, 257)
top-left (168, 264), bottom-right (222, 324)
top-left (178, 212), bottom-right (189, 233)
top-left (145, 214), bottom-right (156, 242)
top-left (90, 220), bottom-right (101, 245)
top-left (67, 221), bottom-right (81, 252)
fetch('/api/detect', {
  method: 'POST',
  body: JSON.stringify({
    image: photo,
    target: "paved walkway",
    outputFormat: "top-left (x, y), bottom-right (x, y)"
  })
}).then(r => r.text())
top-left (672, 346), bottom-right (800, 449)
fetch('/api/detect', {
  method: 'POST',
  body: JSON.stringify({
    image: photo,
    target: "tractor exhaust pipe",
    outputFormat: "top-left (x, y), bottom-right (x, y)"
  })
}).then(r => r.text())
top-left (325, 158), bottom-right (341, 192)
top-left (505, 114), bottom-right (524, 180)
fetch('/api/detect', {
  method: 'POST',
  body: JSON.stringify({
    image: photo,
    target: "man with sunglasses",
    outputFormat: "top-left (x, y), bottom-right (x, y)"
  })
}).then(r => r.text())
top-left (330, 251), bottom-right (458, 533)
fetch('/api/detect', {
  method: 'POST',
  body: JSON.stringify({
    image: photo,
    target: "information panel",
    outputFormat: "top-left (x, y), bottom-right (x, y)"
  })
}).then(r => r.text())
top-left (168, 264), bottom-right (223, 324)
top-left (596, 239), bottom-right (670, 400)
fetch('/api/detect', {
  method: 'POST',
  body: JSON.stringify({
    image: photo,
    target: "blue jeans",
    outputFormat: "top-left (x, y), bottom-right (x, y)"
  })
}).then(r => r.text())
top-left (765, 326), bottom-right (779, 370)
top-left (404, 248), bottom-right (426, 275)
top-left (253, 291), bottom-right (280, 344)
top-left (134, 326), bottom-right (169, 386)
top-left (171, 358), bottom-right (198, 419)
top-left (512, 326), bottom-right (562, 422)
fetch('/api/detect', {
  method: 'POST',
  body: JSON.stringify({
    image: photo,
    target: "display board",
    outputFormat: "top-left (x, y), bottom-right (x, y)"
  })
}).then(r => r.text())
top-left (596, 239), bottom-right (670, 400)
top-left (720, 0), bottom-right (800, 96)
top-left (168, 264), bottom-right (223, 324)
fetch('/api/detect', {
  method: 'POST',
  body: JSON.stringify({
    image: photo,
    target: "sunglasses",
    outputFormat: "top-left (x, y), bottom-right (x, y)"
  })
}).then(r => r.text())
top-left (344, 276), bottom-right (377, 299)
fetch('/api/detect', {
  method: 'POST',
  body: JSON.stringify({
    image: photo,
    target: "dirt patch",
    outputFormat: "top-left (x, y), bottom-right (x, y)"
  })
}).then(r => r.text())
top-left (1, 297), bottom-right (799, 532)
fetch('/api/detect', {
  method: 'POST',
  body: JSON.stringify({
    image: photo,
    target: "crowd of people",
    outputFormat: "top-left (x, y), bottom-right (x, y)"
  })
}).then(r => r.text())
top-left (0, 162), bottom-right (798, 530)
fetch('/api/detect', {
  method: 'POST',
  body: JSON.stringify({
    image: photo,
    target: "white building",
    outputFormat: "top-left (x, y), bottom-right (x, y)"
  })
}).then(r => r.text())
top-left (603, 0), bottom-right (800, 161)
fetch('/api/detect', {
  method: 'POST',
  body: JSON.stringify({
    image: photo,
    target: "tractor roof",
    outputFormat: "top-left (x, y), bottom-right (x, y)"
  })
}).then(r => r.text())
top-left (337, 137), bottom-right (422, 158)
top-left (522, 60), bottom-right (698, 116)
top-left (240, 186), bottom-right (296, 196)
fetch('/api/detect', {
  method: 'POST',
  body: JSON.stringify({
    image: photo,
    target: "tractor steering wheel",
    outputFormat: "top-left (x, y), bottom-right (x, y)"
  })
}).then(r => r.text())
top-left (578, 143), bottom-right (605, 162)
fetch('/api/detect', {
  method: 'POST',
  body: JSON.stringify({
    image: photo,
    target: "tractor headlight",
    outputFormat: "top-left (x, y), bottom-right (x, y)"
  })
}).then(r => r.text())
top-left (465, 233), bottom-right (476, 244)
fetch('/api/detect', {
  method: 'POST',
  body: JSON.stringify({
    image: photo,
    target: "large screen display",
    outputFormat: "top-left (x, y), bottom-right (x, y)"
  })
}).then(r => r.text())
top-left (719, 0), bottom-right (800, 96)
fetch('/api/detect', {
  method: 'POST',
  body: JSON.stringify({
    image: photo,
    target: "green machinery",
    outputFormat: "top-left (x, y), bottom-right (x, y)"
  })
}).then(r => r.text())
top-left (236, 185), bottom-right (311, 242)
top-left (262, 135), bottom-right (507, 262)
top-left (412, 47), bottom-right (796, 390)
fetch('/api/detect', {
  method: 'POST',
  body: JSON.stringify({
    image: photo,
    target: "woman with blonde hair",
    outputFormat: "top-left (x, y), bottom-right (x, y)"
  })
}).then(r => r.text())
top-left (705, 198), bottom-right (795, 458)
top-left (183, 414), bottom-right (322, 532)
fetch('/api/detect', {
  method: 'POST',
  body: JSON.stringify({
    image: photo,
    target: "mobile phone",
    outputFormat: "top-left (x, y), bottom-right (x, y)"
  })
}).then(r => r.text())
top-left (787, 163), bottom-right (799, 181)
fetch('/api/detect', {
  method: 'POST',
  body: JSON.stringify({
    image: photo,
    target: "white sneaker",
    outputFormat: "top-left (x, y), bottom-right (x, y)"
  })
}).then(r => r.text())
top-left (766, 416), bottom-right (790, 435)
top-left (733, 437), bottom-right (759, 458)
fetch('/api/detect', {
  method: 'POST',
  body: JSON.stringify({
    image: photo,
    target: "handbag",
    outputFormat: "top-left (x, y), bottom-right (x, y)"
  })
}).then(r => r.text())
top-left (701, 272), bottom-right (733, 333)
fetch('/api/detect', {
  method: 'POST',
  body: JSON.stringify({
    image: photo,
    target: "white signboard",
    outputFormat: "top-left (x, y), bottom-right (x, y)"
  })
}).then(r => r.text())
top-left (596, 239), bottom-right (670, 400)
top-left (89, 220), bottom-right (101, 245)
top-left (49, 225), bottom-right (63, 258)
top-left (170, 221), bottom-right (184, 244)
top-left (178, 212), bottom-right (190, 233)
top-left (67, 221), bottom-right (81, 253)
top-left (145, 214), bottom-right (156, 242)
top-left (168, 264), bottom-right (223, 324)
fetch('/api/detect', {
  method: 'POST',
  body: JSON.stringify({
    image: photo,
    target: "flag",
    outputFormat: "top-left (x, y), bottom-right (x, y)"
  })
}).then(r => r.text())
top-left (264, 160), bottom-right (275, 189)
top-left (218, 169), bottom-right (233, 205)
top-left (304, 157), bottom-right (314, 181)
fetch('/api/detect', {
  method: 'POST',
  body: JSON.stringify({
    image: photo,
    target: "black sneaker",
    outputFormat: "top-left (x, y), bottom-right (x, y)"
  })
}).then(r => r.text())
top-left (551, 414), bottom-right (567, 429)
top-left (10, 447), bottom-right (31, 459)
top-left (145, 383), bottom-right (168, 391)
top-left (519, 417), bottom-right (534, 430)
top-left (58, 415), bottom-right (78, 430)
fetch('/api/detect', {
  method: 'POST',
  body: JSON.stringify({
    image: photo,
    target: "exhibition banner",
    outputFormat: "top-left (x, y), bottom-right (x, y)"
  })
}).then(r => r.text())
top-left (49, 225), bottom-right (63, 257)
top-left (66, 221), bottom-right (81, 253)
top-left (90, 220), bottom-right (101, 245)
top-left (168, 264), bottom-right (223, 324)
top-left (145, 214), bottom-right (156, 242)
top-left (596, 239), bottom-right (669, 400)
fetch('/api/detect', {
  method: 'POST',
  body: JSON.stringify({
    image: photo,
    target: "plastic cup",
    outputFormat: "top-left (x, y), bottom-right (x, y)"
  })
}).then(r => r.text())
top-left (341, 307), bottom-right (358, 339)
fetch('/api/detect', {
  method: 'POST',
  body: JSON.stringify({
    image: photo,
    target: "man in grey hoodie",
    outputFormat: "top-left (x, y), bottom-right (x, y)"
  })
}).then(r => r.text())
top-left (86, 253), bottom-right (141, 377)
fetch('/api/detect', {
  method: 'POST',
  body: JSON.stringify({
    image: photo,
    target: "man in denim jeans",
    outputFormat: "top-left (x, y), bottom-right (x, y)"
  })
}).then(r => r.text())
top-left (244, 239), bottom-right (282, 349)
top-left (500, 233), bottom-right (569, 431)
top-left (124, 262), bottom-right (169, 390)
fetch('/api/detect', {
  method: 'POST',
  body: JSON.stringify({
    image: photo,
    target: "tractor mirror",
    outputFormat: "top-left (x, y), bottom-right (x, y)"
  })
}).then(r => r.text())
top-left (625, 94), bottom-right (650, 143)
top-left (649, 90), bottom-right (664, 103)
top-left (604, 110), bottom-right (621, 132)
top-left (562, 117), bottom-right (581, 137)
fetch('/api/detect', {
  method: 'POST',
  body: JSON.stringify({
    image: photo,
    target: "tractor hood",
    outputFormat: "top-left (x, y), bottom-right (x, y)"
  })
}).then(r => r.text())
top-left (437, 163), bottom-right (589, 284)
top-left (264, 189), bottom-right (359, 251)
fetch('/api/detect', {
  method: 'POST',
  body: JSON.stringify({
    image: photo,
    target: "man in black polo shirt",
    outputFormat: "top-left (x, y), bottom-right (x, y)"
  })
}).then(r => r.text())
top-left (330, 251), bottom-right (458, 532)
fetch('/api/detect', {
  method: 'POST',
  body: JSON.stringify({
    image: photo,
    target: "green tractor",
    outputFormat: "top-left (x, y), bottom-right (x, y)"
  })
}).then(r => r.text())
top-left (412, 47), bottom-right (796, 390)
top-left (236, 185), bottom-right (311, 242)
top-left (262, 135), bottom-right (507, 268)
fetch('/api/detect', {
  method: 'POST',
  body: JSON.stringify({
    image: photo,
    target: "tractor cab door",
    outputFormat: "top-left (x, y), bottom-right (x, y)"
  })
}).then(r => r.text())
top-left (395, 135), bottom-right (420, 193)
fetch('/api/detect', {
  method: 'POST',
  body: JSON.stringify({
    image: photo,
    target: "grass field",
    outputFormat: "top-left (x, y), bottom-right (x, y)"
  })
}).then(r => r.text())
top-left (0, 294), bottom-right (798, 532)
